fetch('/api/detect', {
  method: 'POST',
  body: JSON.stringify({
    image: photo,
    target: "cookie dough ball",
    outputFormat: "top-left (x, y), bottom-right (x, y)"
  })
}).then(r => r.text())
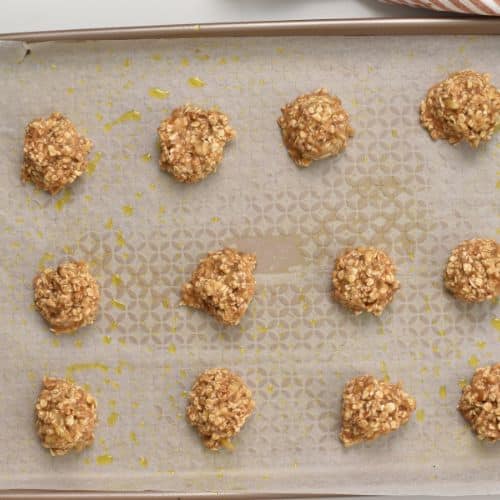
top-left (33, 260), bottom-right (100, 334)
top-left (420, 70), bottom-right (500, 147)
top-left (340, 375), bottom-right (416, 447)
top-left (332, 247), bottom-right (400, 316)
top-left (181, 247), bottom-right (256, 326)
top-left (157, 104), bottom-right (236, 183)
top-left (35, 377), bottom-right (97, 456)
top-left (444, 238), bottom-right (499, 303)
top-left (22, 112), bottom-right (93, 194)
top-left (277, 88), bottom-right (354, 167)
top-left (459, 364), bottom-right (500, 441)
top-left (186, 368), bottom-right (255, 450)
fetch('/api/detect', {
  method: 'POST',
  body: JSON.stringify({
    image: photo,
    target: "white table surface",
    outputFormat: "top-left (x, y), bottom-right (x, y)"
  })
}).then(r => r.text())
top-left (0, 1), bottom-right (489, 499)
top-left (0, 0), bottom-right (452, 35)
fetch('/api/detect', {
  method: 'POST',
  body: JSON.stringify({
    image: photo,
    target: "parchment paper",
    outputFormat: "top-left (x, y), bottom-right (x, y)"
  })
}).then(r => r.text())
top-left (0, 35), bottom-right (498, 495)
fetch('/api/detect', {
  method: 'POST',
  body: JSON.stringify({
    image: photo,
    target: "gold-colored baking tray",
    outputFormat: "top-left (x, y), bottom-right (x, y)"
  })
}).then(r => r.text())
top-left (0, 16), bottom-right (499, 500)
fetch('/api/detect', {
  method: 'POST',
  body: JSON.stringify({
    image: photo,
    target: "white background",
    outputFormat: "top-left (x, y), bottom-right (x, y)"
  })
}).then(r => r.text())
top-left (0, 0), bottom-right (450, 35)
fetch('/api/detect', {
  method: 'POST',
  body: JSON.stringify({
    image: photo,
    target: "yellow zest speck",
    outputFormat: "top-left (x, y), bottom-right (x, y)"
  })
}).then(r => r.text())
top-left (52, 339), bottom-right (60, 348)
top-left (95, 112), bottom-right (103, 122)
top-left (188, 76), bottom-right (205, 88)
top-left (180, 57), bottom-right (189, 67)
top-left (54, 189), bottom-right (72, 211)
top-left (104, 110), bottom-right (141, 131)
top-left (416, 409), bottom-right (425, 422)
top-left (111, 299), bottom-right (126, 311)
top-left (107, 412), bottom-right (119, 426)
top-left (118, 337), bottom-right (126, 345)
top-left (439, 385), bottom-right (447, 399)
top-left (148, 87), bottom-right (170, 99)
top-left (310, 319), bottom-right (318, 327)
top-left (167, 343), bottom-right (176, 354)
top-left (109, 320), bottom-right (119, 331)
top-left (468, 355), bottom-right (479, 368)
top-left (239, 346), bottom-right (246, 354)
top-left (218, 57), bottom-right (227, 65)
top-left (276, 47), bottom-right (285, 55)
top-left (50, 64), bottom-right (57, 70)
top-left (267, 384), bottom-right (274, 394)
top-left (220, 439), bottom-right (234, 451)
top-left (162, 297), bottom-right (170, 308)
top-left (380, 360), bottom-right (390, 382)
top-left (258, 325), bottom-right (268, 334)
top-left (108, 399), bottom-right (116, 408)
top-left (210, 216), bottom-right (220, 223)
top-left (135, 192), bottom-right (143, 199)
top-left (436, 329), bottom-right (446, 337)
top-left (123, 58), bottom-right (131, 68)
top-left (86, 151), bottom-right (103, 175)
top-left (123, 80), bottom-right (133, 90)
top-left (122, 205), bottom-right (134, 216)
top-left (491, 318), bottom-right (500, 332)
top-left (111, 274), bottom-right (123, 287)
top-left (231, 55), bottom-right (240, 62)
top-left (159, 205), bottom-right (166, 216)
top-left (38, 252), bottom-right (55, 270)
top-left (180, 369), bottom-right (187, 378)
top-left (74, 339), bottom-right (83, 348)
top-left (103, 335), bottom-right (112, 345)
top-left (96, 454), bottom-right (113, 465)
top-left (458, 378), bottom-right (467, 389)
top-left (116, 230), bottom-right (126, 247)
top-left (130, 431), bottom-right (138, 443)
top-left (151, 53), bottom-right (162, 61)
top-left (62, 245), bottom-right (74, 255)
top-left (196, 54), bottom-right (210, 61)
top-left (66, 87), bottom-right (75, 94)
top-left (476, 340), bottom-right (486, 349)
top-left (105, 218), bottom-right (113, 230)
top-left (139, 456), bottom-right (149, 467)
top-left (141, 153), bottom-right (152, 162)
top-left (131, 401), bottom-right (139, 409)
top-left (391, 129), bottom-right (398, 138)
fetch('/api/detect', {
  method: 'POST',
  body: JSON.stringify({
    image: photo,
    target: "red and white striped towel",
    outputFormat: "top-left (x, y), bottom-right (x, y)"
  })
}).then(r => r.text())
top-left (382, 0), bottom-right (500, 15)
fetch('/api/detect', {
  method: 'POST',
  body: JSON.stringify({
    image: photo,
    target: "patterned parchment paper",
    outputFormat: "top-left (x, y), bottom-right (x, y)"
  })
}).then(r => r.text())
top-left (0, 35), bottom-right (498, 495)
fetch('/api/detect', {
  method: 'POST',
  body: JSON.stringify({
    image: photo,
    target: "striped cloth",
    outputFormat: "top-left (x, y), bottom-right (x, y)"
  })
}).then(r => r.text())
top-left (382, 0), bottom-right (500, 15)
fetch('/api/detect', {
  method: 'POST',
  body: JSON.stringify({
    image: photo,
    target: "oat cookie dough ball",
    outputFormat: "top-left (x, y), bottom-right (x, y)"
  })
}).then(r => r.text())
top-left (459, 364), bottom-right (500, 441)
top-left (33, 260), bottom-right (100, 334)
top-left (157, 104), bottom-right (236, 183)
top-left (22, 112), bottom-right (93, 194)
top-left (277, 88), bottom-right (354, 167)
top-left (181, 247), bottom-right (256, 326)
top-left (420, 70), bottom-right (500, 147)
top-left (444, 238), bottom-right (499, 303)
top-left (186, 368), bottom-right (255, 450)
top-left (35, 377), bottom-right (97, 456)
top-left (332, 247), bottom-right (400, 316)
top-left (340, 375), bottom-right (416, 447)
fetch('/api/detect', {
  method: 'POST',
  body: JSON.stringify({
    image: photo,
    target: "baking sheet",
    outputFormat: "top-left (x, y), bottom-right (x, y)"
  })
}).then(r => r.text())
top-left (0, 35), bottom-right (498, 496)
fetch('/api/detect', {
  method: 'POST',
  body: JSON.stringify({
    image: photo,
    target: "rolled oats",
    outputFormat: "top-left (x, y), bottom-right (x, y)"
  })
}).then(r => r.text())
top-left (459, 364), bottom-right (500, 441)
top-left (340, 375), bottom-right (416, 447)
top-left (181, 247), bottom-right (256, 326)
top-left (186, 368), bottom-right (255, 450)
top-left (22, 112), bottom-right (93, 194)
top-left (277, 88), bottom-right (354, 167)
top-left (33, 260), bottom-right (100, 334)
top-left (420, 70), bottom-right (500, 147)
top-left (332, 247), bottom-right (400, 316)
top-left (157, 104), bottom-right (235, 183)
top-left (444, 238), bottom-right (499, 303)
top-left (35, 377), bottom-right (97, 456)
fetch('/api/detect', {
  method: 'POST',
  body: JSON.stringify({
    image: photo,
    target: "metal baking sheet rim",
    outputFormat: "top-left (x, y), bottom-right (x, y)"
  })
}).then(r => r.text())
top-left (0, 17), bottom-right (500, 41)
top-left (1, 16), bottom-right (499, 500)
